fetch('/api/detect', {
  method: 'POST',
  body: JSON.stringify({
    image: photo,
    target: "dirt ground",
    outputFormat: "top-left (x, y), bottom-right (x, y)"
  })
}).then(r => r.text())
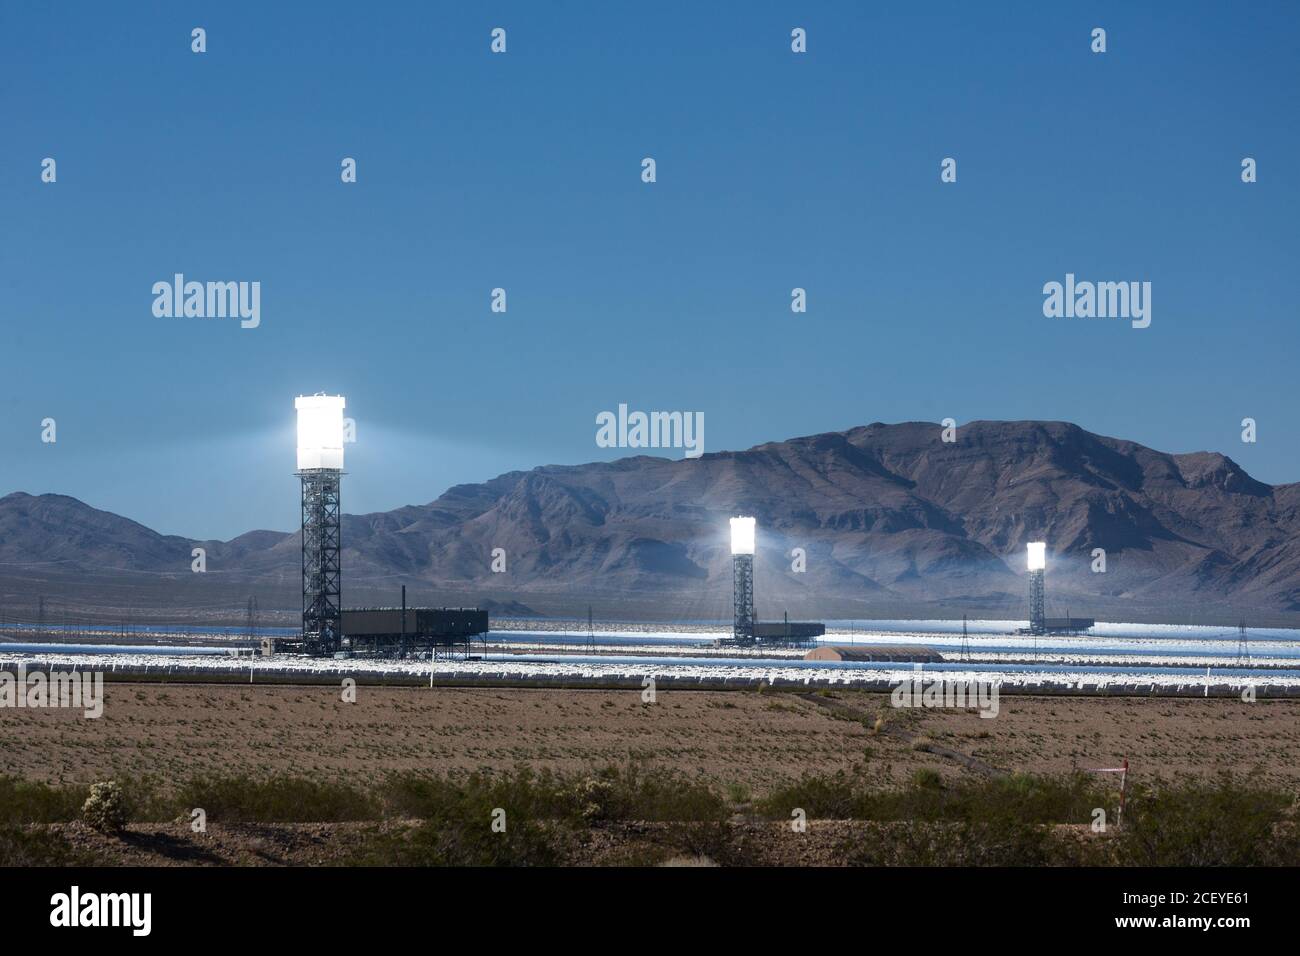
top-left (915, 693), bottom-right (1300, 787)
top-left (3, 682), bottom-right (1299, 792)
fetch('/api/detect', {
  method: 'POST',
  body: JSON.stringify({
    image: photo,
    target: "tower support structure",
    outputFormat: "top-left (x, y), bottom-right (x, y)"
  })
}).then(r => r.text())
top-left (1028, 567), bottom-right (1045, 635)
top-left (733, 553), bottom-right (755, 644)
top-left (300, 467), bottom-right (342, 655)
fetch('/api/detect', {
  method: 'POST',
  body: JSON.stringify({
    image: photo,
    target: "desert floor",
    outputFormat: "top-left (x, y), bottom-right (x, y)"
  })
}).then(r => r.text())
top-left (4, 683), bottom-right (1299, 792)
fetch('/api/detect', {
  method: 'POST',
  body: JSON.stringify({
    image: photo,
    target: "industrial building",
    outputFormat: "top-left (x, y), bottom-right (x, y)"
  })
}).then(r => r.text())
top-left (341, 606), bottom-right (489, 657)
top-left (1034, 617), bottom-right (1096, 635)
top-left (754, 621), bottom-right (825, 643)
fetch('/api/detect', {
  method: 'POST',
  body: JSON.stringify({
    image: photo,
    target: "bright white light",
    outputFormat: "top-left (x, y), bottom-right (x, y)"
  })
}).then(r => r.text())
top-left (730, 516), bottom-right (756, 556)
top-left (296, 394), bottom-right (346, 470)
top-left (1027, 541), bottom-right (1046, 572)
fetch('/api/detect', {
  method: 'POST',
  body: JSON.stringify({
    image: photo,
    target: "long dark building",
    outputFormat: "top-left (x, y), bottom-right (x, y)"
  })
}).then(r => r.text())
top-left (341, 607), bottom-right (489, 656)
top-left (753, 621), bottom-right (825, 644)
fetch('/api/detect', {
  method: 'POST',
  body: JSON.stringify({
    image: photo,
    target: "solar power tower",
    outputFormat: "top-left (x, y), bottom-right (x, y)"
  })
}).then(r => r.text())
top-left (296, 395), bottom-right (346, 656)
top-left (1026, 541), bottom-right (1047, 635)
top-left (730, 516), bottom-right (756, 644)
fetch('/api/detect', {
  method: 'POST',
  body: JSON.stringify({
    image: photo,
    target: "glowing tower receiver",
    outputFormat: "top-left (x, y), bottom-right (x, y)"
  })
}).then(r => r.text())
top-left (730, 516), bottom-right (756, 556)
top-left (1026, 542), bottom-right (1046, 572)
top-left (296, 395), bottom-right (346, 470)
top-left (731, 516), bottom-right (756, 643)
top-left (297, 395), bottom-right (346, 655)
top-left (1026, 541), bottom-right (1046, 634)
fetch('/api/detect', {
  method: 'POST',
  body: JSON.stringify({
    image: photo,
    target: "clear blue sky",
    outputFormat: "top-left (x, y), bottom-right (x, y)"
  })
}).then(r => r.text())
top-left (2, 1), bottom-right (1297, 539)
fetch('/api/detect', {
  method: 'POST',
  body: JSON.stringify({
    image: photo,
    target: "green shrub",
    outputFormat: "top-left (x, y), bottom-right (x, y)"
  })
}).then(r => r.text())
top-left (0, 776), bottom-right (88, 824)
top-left (175, 775), bottom-right (377, 823)
top-left (912, 768), bottom-right (942, 790)
top-left (757, 769), bottom-right (1112, 824)
top-left (756, 770), bottom-right (872, 820)
top-left (381, 814), bottom-right (561, 866)
top-left (581, 765), bottom-right (729, 823)
top-left (380, 768), bottom-right (573, 822)
top-left (352, 788), bottom-right (562, 867)
top-left (0, 825), bottom-right (88, 866)
top-left (658, 819), bottom-right (748, 865)
top-left (82, 781), bottom-right (128, 834)
top-left (1113, 776), bottom-right (1300, 867)
top-left (840, 820), bottom-right (1059, 866)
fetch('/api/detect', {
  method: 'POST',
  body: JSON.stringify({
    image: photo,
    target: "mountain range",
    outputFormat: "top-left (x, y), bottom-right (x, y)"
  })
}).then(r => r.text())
top-left (2, 420), bottom-right (1298, 626)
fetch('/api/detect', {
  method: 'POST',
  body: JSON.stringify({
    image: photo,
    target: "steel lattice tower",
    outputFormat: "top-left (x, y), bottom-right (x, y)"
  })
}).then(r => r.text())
top-left (295, 394), bottom-right (346, 656)
top-left (300, 467), bottom-right (342, 656)
top-left (1028, 568), bottom-right (1045, 635)
top-left (733, 553), bottom-right (755, 644)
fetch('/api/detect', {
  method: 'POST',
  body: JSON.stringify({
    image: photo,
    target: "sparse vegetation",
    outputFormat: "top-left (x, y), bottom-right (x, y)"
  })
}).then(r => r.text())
top-left (0, 825), bottom-right (86, 866)
top-left (0, 767), bottom-right (1294, 866)
top-left (756, 769), bottom-right (1110, 825)
top-left (0, 777), bottom-right (88, 825)
top-left (177, 775), bottom-right (378, 823)
top-left (1114, 775), bottom-right (1300, 866)
top-left (3, 684), bottom-right (1299, 866)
